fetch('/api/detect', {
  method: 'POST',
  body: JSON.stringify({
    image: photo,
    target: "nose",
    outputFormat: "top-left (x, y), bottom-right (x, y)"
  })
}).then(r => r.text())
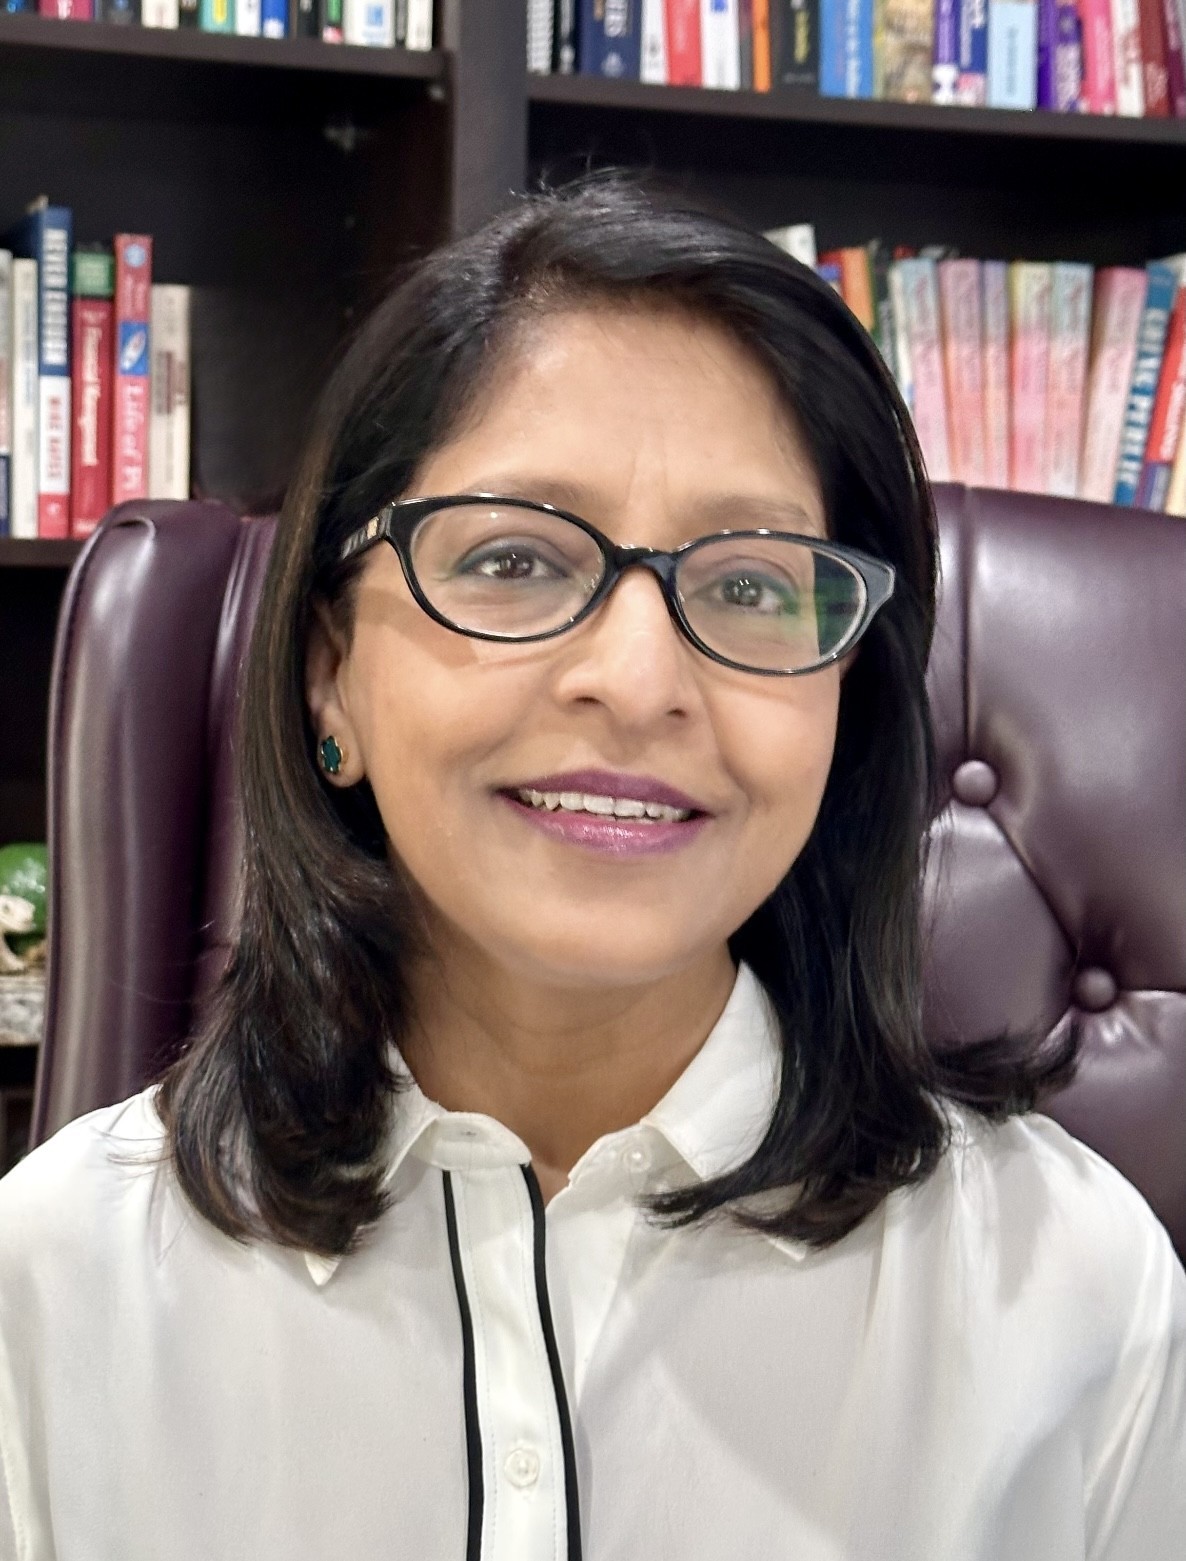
top-left (551, 561), bottom-right (697, 727)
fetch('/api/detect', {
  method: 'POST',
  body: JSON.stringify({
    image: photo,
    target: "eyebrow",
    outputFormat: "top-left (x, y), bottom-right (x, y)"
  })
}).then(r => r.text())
top-left (458, 476), bottom-right (827, 538)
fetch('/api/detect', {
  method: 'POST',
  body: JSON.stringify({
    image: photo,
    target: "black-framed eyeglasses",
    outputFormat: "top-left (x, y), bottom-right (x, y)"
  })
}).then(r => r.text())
top-left (338, 494), bottom-right (895, 677)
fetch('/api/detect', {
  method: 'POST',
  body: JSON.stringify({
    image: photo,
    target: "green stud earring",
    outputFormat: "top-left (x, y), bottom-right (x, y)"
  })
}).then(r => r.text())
top-left (319, 735), bottom-right (343, 776)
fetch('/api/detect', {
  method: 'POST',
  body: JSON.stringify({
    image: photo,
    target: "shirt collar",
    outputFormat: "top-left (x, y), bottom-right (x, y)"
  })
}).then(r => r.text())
top-left (304, 961), bottom-right (793, 1285)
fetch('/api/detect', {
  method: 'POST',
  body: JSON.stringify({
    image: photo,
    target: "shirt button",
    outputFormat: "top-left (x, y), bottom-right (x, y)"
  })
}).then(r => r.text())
top-left (623, 1143), bottom-right (652, 1173)
top-left (504, 1446), bottom-right (541, 1488)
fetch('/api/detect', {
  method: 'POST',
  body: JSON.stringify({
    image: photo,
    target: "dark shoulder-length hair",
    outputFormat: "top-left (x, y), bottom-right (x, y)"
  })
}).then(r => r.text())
top-left (152, 171), bottom-right (1076, 1260)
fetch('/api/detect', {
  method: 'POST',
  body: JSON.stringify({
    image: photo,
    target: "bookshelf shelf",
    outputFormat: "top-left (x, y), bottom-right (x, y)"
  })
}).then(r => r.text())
top-left (528, 74), bottom-right (1186, 150)
top-left (0, 14), bottom-right (443, 82)
top-left (0, 541), bottom-right (84, 570)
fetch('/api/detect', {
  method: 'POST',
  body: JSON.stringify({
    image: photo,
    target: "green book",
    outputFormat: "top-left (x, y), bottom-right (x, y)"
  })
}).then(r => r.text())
top-left (199, 0), bottom-right (235, 31)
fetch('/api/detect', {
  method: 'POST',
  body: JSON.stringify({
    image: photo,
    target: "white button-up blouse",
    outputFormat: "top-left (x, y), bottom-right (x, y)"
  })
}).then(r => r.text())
top-left (0, 965), bottom-right (1183, 1560)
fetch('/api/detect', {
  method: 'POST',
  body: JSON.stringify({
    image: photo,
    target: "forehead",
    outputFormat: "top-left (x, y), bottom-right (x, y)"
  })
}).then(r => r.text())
top-left (406, 303), bottom-right (827, 542)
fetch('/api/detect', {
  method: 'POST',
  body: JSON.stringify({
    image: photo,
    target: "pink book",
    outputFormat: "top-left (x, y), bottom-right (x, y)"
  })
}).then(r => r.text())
top-left (898, 259), bottom-right (952, 483)
top-left (37, 0), bottom-right (94, 14)
top-left (1078, 267), bottom-right (1148, 500)
top-left (982, 261), bottom-right (1011, 489)
top-left (1081, 0), bottom-right (1119, 110)
top-left (938, 260), bottom-right (986, 485)
top-left (1046, 263), bottom-right (1094, 497)
top-left (1009, 263), bottom-right (1053, 495)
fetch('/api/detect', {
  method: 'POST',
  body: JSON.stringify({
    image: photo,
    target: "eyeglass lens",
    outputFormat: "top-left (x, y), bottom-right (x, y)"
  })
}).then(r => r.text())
top-left (408, 503), bottom-right (866, 672)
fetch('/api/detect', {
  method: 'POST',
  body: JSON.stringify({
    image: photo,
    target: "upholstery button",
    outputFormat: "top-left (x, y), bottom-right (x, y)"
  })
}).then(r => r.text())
top-left (952, 759), bottom-right (999, 807)
top-left (504, 1446), bottom-right (541, 1488)
top-left (1073, 968), bottom-right (1118, 1012)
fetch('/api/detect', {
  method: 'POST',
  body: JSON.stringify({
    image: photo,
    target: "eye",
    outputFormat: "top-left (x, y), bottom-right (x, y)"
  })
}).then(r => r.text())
top-left (699, 569), bottom-right (801, 615)
top-left (455, 541), bottom-right (568, 581)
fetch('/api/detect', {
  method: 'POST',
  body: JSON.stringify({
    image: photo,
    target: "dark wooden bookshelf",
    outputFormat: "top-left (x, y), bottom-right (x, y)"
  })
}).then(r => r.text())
top-left (0, 540), bottom-right (84, 569)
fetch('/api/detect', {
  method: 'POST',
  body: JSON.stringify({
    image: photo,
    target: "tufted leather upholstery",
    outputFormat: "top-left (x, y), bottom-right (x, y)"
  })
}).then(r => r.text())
top-left (29, 488), bottom-right (1186, 1258)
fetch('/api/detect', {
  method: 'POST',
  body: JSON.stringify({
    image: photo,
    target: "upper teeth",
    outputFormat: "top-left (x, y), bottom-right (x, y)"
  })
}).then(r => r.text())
top-left (515, 789), bottom-right (692, 822)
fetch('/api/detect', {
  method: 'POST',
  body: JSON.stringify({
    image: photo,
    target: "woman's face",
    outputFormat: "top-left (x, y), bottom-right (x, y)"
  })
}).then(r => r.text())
top-left (307, 305), bottom-right (844, 988)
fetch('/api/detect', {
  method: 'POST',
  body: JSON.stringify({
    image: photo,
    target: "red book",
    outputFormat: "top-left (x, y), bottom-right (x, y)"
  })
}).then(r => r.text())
top-left (111, 235), bottom-right (153, 507)
top-left (70, 297), bottom-right (114, 538)
top-left (38, 0), bottom-right (94, 14)
top-left (1137, 0), bottom-right (1171, 113)
top-left (665, 0), bottom-right (702, 84)
top-left (1137, 283), bottom-right (1186, 508)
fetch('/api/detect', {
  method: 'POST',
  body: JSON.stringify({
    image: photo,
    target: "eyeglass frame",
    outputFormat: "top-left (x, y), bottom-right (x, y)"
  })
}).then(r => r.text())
top-left (336, 493), bottom-right (896, 678)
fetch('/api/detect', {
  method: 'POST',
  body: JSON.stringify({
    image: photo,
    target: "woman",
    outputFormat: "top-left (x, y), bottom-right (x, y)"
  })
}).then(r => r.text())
top-left (0, 175), bottom-right (1181, 1560)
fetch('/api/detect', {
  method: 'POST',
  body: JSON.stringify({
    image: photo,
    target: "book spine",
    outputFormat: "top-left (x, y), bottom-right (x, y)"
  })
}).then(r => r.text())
top-left (753, 0), bottom-right (773, 83)
top-left (1110, 0), bottom-right (1146, 112)
top-left (955, 0), bottom-right (988, 98)
top-left (322, 0), bottom-right (343, 39)
top-left (395, 0), bottom-right (407, 42)
top-left (27, 209), bottom-right (73, 541)
top-left (99, 0), bottom-right (140, 19)
top-left (1078, 268), bottom-right (1147, 500)
top-left (868, 239), bottom-right (896, 372)
top-left (344, 0), bottom-right (393, 43)
top-left (771, 0), bottom-right (819, 84)
top-left (142, 0), bottom-right (179, 21)
top-left (881, 0), bottom-right (933, 99)
top-left (582, 1), bottom-right (642, 76)
top-left (1080, 0), bottom-right (1118, 105)
top-left (1008, 262), bottom-right (1053, 493)
top-left (9, 260), bottom-right (37, 541)
top-left (1136, 0), bottom-right (1171, 110)
top-left (528, 0), bottom-right (554, 71)
top-left (665, 0), bottom-right (703, 80)
top-left (38, 0), bottom-right (93, 15)
top-left (1046, 262), bottom-right (1093, 496)
top-left (641, 0), bottom-right (669, 78)
top-left (293, 0), bottom-right (317, 34)
top-left (887, 261), bottom-right (915, 411)
top-left (261, 0), bottom-right (285, 36)
top-left (404, 0), bottom-right (431, 47)
top-left (1163, 0), bottom-right (1186, 112)
top-left (1037, 0), bottom-right (1058, 102)
top-left (739, 0), bottom-right (755, 85)
top-left (899, 258), bottom-right (952, 480)
top-left (938, 259), bottom-right (987, 484)
top-left (987, 0), bottom-right (1038, 105)
top-left (179, 0), bottom-right (200, 24)
top-left (701, 0), bottom-right (742, 85)
top-left (1053, 0), bottom-right (1084, 105)
top-left (839, 247), bottom-right (876, 330)
top-left (149, 286), bottom-right (191, 503)
top-left (933, 0), bottom-right (960, 103)
top-left (70, 297), bottom-right (114, 539)
top-left (1164, 395), bottom-right (1186, 512)
top-left (1113, 262), bottom-right (1176, 504)
top-left (0, 253), bottom-right (9, 538)
top-left (554, 0), bottom-right (578, 70)
top-left (111, 236), bottom-right (152, 509)
top-left (1136, 283), bottom-right (1186, 508)
top-left (236, 0), bottom-right (261, 28)
top-left (199, 0), bottom-right (234, 27)
top-left (765, 223), bottom-right (818, 264)
top-left (982, 259), bottom-right (1011, 488)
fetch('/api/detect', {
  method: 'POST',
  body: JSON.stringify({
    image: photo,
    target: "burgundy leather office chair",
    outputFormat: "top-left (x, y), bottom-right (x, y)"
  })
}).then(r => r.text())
top-left (30, 487), bottom-right (1186, 1259)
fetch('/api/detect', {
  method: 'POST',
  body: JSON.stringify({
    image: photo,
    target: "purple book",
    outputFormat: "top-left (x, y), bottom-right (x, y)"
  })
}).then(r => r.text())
top-left (1036, 0), bottom-right (1057, 105)
top-left (1053, 0), bottom-right (1084, 110)
top-left (933, 0), bottom-right (960, 102)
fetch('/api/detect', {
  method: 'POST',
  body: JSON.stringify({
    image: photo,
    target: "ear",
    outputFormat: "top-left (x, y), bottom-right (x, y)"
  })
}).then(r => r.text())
top-left (305, 599), bottom-right (364, 786)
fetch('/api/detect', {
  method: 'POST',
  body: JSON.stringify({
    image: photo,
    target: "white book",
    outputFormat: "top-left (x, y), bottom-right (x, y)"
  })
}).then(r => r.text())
top-left (0, 252), bottom-right (9, 536)
top-left (345, 0), bottom-right (395, 46)
top-left (142, 0), bottom-right (180, 24)
top-left (641, 0), bottom-right (668, 82)
top-left (1109, 0), bottom-right (1145, 116)
top-left (764, 223), bottom-right (817, 268)
top-left (236, 0), bottom-right (262, 33)
top-left (148, 286), bottom-right (191, 503)
top-left (527, 0), bottom-right (552, 71)
top-left (404, 0), bottom-right (432, 49)
top-left (700, 0), bottom-right (741, 87)
top-left (887, 262), bottom-right (915, 415)
top-left (9, 258), bottom-right (38, 541)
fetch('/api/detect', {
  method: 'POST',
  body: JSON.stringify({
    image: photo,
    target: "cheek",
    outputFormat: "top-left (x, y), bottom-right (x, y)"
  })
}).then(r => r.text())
top-left (722, 675), bottom-right (841, 853)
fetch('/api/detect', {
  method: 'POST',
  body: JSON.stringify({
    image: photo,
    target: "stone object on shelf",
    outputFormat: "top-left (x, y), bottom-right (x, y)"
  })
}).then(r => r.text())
top-left (0, 970), bottom-right (45, 1047)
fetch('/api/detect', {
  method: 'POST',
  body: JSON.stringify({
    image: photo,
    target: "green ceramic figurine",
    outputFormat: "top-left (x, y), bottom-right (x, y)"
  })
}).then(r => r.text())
top-left (0, 843), bottom-right (48, 975)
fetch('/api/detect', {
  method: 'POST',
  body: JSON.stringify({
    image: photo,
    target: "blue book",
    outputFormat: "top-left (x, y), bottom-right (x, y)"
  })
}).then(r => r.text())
top-left (1113, 264), bottom-right (1178, 507)
top-left (820, 0), bottom-right (873, 97)
top-left (2, 202), bottom-right (73, 539)
top-left (987, 0), bottom-right (1037, 108)
top-left (579, 0), bottom-right (641, 78)
top-left (957, 0), bottom-right (989, 101)
top-left (261, 0), bottom-right (286, 31)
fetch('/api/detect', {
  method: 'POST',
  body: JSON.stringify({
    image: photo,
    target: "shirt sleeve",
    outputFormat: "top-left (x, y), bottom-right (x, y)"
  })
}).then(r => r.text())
top-left (1084, 1220), bottom-right (1186, 1559)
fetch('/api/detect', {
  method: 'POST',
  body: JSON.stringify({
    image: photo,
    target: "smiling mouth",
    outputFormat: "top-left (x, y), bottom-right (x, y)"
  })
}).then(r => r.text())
top-left (509, 787), bottom-right (697, 823)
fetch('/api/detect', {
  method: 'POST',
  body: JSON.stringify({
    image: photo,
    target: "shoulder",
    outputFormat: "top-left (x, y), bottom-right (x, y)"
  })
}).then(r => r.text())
top-left (0, 1086), bottom-right (170, 1288)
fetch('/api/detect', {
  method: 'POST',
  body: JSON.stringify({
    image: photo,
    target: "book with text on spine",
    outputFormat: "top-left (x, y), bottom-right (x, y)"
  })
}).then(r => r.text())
top-left (701, 0), bottom-right (742, 86)
top-left (235, 0), bottom-right (260, 31)
top-left (1136, 276), bottom-right (1186, 510)
top-left (987, 0), bottom-right (1038, 106)
top-left (1046, 262), bottom-right (1093, 498)
top-left (0, 252), bottom-right (9, 537)
top-left (1008, 262), bottom-right (1052, 495)
top-left (1110, 0), bottom-right (1145, 114)
top-left (770, 0), bottom-right (819, 87)
top-left (3, 201), bottom-right (72, 540)
top-left (112, 235), bottom-right (152, 508)
top-left (38, 0), bottom-right (92, 16)
top-left (938, 259), bottom-right (986, 486)
top-left (1112, 262), bottom-right (1177, 505)
top-left (879, 0), bottom-right (933, 101)
top-left (404, 0), bottom-right (432, 47)
top-left (641, 0), bottom-right (668, 79)
top-left (344, 0), bottom-right (394, 45)
top-left (581, 1), bottom-right (642, 76)
top-left (70, 249), bottom-right (115, 540)
top-left (981, 259), bottom-right (1010, 489)
top-left (1079, 0), bottom-right (1117, 109)
top-left (149, 285), bottom-right (191, 503)
top-left (896, 257), bottom-right (951, 482)
top-left (1162, 0), bottom-right (1186, 114)
top-left (933, 0), bottom-right (960, 103)
top-left (956, 0), bottom-right (989, 102)
top-left (665, 0), bottom-right (702, 82)
top-left (820, 0), bottom-right (873, 96)
top-left (1077, 267), bottom-right (1146, 501)
top-left (8, 258), bottom-right (38, 541)
top-left (199, 0), bottom-right (234, 29)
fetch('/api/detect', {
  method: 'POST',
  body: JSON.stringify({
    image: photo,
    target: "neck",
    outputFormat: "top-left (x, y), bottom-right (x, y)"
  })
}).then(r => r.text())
top-left (401, 935), bottom-right (738, 1203)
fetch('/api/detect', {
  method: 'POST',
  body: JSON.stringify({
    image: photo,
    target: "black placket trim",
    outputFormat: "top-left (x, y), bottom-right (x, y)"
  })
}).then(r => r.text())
top-left (521, 1164), bottom-right (584, 1561)
top-left (442, 1170), bottom-right (483, 1561)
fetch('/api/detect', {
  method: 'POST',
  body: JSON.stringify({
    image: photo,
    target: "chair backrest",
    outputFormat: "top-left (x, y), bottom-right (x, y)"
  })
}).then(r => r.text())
top-left (31, 489), bottom-right (1186, 1256)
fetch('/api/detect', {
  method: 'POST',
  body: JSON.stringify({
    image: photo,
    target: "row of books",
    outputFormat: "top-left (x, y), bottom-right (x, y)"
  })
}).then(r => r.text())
top-left (531, 0), bottom-right (1186, 117)
top-left (0, 201), bottom-right (191, 541)
top-left (767, 224), bottom-right (1186, 509)
top-left (4, 0), bottom-right (433, 45)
